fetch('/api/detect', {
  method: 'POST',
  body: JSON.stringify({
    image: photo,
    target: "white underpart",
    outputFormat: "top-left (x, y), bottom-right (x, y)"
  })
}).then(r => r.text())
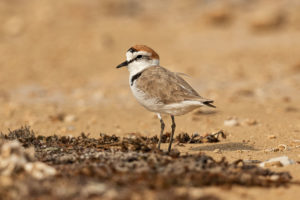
top-left (131, 82), bottom-right (204, 116)
top-left (130, 84), bottom-right (163, 112)
top-left (160, 100), bottom-right (204, 116)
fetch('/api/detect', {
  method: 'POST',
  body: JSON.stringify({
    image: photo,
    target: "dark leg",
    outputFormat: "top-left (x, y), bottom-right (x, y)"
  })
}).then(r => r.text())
top-left (157, 114), bottom-right (165, 150)
top-left (168, 115), bottom-right (176, 152)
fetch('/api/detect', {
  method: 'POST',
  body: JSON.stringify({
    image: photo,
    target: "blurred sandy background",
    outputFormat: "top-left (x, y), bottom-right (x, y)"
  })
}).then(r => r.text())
top-left (0, 0), bottom-right (300, 199)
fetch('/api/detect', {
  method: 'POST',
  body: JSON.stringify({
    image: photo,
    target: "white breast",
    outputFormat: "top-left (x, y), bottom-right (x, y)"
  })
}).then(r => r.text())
top-left (130, 80), bottom-right (162, 113)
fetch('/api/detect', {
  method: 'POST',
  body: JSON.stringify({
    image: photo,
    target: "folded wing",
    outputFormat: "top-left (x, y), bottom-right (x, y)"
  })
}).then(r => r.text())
top-left (135, 66), bottom-right (215, 107)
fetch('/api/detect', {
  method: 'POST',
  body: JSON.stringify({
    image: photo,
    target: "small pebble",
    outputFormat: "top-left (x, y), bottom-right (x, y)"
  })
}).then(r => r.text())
top-left (64, 115), bottom-right (77, 123)
top-left (250, 7), bottom-right (285, 31)
top-left (259, 156), bottom-right (295, 167)
top-left (242, 119), bottom-right (257, 126)
top-left (82, 183), bottom-right (106, 197)
top-left (24, 162), bottom-right (56, 180)
top-left (224, 118), bottom-right (239, 127)
top-left (264, 148), bottom-right (279, 152)
top-left (213, 149), bottom-right (221, 153)
top-left (268, 135), bottom-right (276, 139)
top-left (285, 106), bottom-right (298, 112)
top-left (67, 126), bottom-right (75, 131)
top-left (278, 144), bottom-right (288, 151)
top-left (264, 161), bottom-right (283, 168)
top-left (270, 175), bottom-right (280, 181)
top-left (175, 143), bottom-right (185, 147)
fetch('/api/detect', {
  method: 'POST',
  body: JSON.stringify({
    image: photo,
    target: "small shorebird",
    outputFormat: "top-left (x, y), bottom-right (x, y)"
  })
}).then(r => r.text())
top-left (116, 45), bottom-right (215, 152)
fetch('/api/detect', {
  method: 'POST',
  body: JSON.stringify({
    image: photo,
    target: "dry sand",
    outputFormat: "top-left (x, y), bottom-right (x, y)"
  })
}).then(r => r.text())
top-left (0, 0), bottom-right (300, 199)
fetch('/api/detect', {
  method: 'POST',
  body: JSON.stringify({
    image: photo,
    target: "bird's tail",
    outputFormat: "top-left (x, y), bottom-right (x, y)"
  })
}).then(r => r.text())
top-left (186, 95), bottom-right (216, 108)
top-left (202, 100), bottom-right (216, 108)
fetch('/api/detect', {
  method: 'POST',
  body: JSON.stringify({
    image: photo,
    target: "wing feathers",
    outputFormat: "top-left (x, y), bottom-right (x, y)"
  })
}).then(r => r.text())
top-left (135, 65), bottom-right (215, 107)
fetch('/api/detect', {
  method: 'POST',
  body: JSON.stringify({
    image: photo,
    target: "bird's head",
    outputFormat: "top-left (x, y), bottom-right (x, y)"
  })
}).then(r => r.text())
top-left (116, 45), bottom-right (160, 74)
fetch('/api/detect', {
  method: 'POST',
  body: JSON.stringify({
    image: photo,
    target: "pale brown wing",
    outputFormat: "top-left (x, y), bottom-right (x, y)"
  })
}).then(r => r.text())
top-left (135, 66), bottom-right (213, 105)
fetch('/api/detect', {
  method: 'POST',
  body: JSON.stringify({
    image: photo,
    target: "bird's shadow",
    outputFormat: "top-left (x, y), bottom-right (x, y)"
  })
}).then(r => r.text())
top-left (190, 142), bottom-right (257, 151)
top-left (193, 110), bottom-right (218, 115)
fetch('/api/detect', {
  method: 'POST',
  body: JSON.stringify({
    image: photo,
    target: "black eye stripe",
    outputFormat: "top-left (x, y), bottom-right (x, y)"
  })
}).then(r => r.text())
top-left (128, 55), bottom-right (150, 64)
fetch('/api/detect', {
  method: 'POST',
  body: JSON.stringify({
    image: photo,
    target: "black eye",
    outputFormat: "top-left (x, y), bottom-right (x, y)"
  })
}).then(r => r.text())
top-left (136, 55), bottom-right (143, 59)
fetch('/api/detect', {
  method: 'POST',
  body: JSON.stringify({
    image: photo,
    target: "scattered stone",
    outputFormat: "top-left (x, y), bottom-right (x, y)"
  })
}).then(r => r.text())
top-left (0, 139), bottom-right (56, 179)
top-left (64, 114), bottom-right (77, 123)
top-left (237, 150), bottom-right (251, 153)
top-left (50, 114), bottom-right (78, 123)
top-left (285, 106), bottom-right (298, 112)
top-left (224, 118), bottom-right (257, 127)
top-left (259, 156), bottom-right (295, 168)
top-left (81, 183), bottom-right (106, 197)
top-left (278, 144), bottom-right (288, 151)
top-left (204, 4), bottom-right (232, 25)
top-left (66, 126), bottom-right (75, 131)
top-left (24, 162), bottom-right (56, 180)
top-left (49, 113), bottom-right (65, 122)
top-left (250, 7), bottom-right (285, 31)
top-left (264, 148), bottom-right (279, 153)
top-left (59, 154), bottom-right (76, 164)
top-left (224, 118), bottom-right (239, 127)
top-left (0, 140), bottom-right (30, 176)
top-left (175, 142), bottom-right (185, 147)
top-left (268, 135), bottom-right (277, 139)
top-left (293, 140), bottom-right (300, 148)
top-left (213, 149), bottom-right (221, 153)
top-left (264, 161), bottom-right (283, 168)
top-left (242, 119), bottom-right (257, 126)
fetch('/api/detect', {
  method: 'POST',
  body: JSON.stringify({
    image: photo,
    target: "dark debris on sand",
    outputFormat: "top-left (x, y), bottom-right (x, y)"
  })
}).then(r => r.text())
top-left (0, 127), bottom-right (292, 200)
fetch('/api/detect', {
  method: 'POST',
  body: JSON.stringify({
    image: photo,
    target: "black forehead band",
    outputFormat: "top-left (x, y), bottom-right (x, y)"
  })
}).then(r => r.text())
top-left (128, 47), bottom-right (137, 53)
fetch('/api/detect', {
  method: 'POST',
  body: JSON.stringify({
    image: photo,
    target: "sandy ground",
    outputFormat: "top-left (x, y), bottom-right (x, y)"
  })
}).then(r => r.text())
top-left (0, 0), bottom-right (300, 199)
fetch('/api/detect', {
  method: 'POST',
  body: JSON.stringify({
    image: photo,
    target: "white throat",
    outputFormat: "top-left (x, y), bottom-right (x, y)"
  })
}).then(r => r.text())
top-left (128, 59), bottom-right (159, 77)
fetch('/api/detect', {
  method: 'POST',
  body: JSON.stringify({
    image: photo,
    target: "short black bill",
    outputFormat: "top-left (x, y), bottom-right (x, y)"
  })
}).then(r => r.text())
top-left (116, 60), bottom-right (128, 68)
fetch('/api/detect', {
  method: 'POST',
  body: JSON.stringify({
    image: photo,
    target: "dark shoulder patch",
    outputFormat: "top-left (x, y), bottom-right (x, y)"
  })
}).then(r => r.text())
top-left (131, 72), bottom-right (143, 86)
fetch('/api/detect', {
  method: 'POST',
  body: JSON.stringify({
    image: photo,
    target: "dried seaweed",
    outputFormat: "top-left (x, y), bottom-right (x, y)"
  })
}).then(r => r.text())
top-left (0, 127), bottom-right (293, 200)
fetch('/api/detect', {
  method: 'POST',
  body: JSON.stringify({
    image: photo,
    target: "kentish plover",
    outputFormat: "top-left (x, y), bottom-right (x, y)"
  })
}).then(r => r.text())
top-left (117, 45), bottom-right (215, 152)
